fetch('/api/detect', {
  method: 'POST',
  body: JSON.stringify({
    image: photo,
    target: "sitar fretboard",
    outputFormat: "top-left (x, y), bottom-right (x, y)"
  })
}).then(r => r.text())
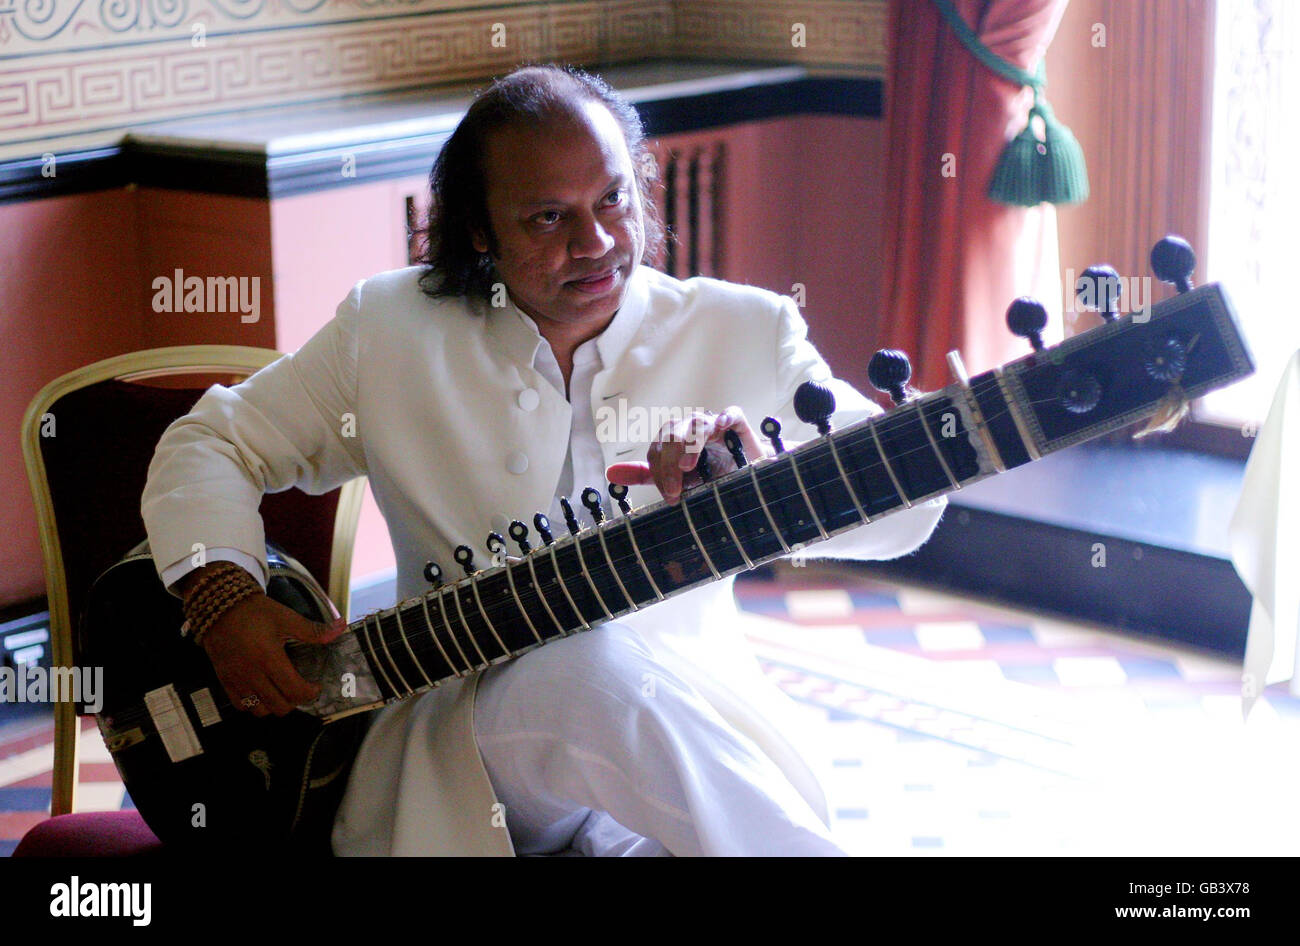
top-left (329, 378), bottom-right (1026, 716)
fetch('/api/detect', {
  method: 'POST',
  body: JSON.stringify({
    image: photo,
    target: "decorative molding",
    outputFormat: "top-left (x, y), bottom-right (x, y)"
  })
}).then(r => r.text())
top-left (0, 143), bottom-right (128, 200)
top-left (0, 0), bottom-right (883, 164)
top-left (0, 0), bottom-right (506, 55)
top-left (0, 74), bottom-right (883, 201)
top-left (673, 0), bottom-right (885, 74)
top-left (0, 1), bottom-right (675, 158)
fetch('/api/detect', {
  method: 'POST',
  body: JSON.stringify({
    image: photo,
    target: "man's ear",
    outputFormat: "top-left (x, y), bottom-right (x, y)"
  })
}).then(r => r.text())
top-left (471, 228), bottom-right (488, 255)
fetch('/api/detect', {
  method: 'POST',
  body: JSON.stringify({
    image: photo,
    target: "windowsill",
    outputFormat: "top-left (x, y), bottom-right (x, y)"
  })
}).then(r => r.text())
top-left (863, 434), bottom-right (1252, 656)
top-left (1126, 417), bottom-right (1256, 462)
top-left (952, 438), bottom-right (1247, 561)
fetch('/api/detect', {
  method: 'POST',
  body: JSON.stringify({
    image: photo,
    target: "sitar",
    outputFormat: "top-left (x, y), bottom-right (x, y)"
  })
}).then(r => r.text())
top-left (82, 237), bottom-right (1255, 852)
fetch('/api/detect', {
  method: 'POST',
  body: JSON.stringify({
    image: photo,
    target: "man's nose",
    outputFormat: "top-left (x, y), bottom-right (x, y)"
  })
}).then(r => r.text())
top-left (569, 212), bottom-right (616, 258)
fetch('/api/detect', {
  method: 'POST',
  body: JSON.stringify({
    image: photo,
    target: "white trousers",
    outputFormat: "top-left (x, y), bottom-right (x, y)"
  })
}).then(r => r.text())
top-left (472, 622), bottom-right (847, 857)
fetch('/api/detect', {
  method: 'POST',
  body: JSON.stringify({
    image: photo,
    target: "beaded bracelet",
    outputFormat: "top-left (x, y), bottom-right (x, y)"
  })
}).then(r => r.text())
top-left (181, 560), bottom-right (237, 605)
top-left (182, 562), bottom-right (264, 645)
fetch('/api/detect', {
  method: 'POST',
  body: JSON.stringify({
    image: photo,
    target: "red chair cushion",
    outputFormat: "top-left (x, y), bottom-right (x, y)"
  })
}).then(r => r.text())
top-left (13, 811), bottom-right (163, 857)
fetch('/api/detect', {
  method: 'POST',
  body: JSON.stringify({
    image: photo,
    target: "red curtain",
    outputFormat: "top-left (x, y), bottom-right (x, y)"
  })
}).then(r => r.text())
top-left (882, 0), bottom-right (1071, 391)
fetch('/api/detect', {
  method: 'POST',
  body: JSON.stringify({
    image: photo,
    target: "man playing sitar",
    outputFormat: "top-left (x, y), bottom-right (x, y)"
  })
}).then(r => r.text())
top-left (142, 63), bottom-right (952, 855)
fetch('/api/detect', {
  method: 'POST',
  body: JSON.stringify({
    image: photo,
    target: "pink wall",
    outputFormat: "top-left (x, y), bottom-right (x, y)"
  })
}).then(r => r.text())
top-left (789, 115), bottom-right (890, 402)
top-left (657, 115), bottom-right (889, 400)
top-left (136, 190), bottom-right (278, 350)
top-left (270, 174), bottom-right (431, 584)
top-left (270, 176), bottom-right (427, 351)
top-left (1, 189), bottom-right (146, 607)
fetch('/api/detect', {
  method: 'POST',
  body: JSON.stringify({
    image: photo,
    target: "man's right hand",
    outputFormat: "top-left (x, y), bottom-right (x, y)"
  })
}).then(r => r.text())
top-left (181, 572), bottom-right (346, 718)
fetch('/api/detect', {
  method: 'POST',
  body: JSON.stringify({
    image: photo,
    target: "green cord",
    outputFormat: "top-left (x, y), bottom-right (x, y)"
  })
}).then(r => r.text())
top-left (929, 0), bottom-right (1044, 93)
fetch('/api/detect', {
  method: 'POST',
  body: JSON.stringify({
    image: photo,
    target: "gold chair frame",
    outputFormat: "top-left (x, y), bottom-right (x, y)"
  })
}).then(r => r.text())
top-left (21, 345), bottom-right (366, 817)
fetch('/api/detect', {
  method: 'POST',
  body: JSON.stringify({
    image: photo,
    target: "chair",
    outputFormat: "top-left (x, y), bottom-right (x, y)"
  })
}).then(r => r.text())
top-left (14, 346), bottom-right (366, 855)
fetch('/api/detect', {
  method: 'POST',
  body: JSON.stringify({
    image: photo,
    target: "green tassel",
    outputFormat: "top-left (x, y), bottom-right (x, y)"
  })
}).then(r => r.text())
top-left (988, 99), bottom-right (1089, 207)
top-left (926, 0), bottom-right (1089, 206)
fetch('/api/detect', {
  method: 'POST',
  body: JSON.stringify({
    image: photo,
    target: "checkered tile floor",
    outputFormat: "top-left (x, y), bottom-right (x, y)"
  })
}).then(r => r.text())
top-left (737, 567), bottom-right (1300, 855)
top-left (5, 566), bottom-right (1300, 855)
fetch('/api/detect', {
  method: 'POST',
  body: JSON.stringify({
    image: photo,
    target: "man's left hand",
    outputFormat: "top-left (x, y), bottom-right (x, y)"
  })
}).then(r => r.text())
top-left (606, 406), bottom-right (767, 505)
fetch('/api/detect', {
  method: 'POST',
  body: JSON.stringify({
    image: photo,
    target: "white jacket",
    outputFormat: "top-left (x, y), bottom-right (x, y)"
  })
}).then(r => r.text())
top-left (142, 264), bottom-right (945, 855)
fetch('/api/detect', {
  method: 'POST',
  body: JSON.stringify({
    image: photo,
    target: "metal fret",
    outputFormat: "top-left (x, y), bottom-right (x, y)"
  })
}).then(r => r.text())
top-left (374, 611), bottom-right (413, 696)
top-left (526, 555), bottom-right (567, 636)
top-left (994, 368), bottom-right (1043, 461)
top-left (621, 516), bottom-right (664, 601)
top-left (787, 452), bottom-right (830, 539)
top-left (868, 420), bottom-right (913, 508)
top-left (387, 605), bottom-right (434, 686)
top-left (394, 605), bottom-right (434, 689)
top-left (594, 525), bottom-right (639, 611)
top-left (469, 576), bottom-right (510, 656)
top-left (914, 401), bottom-right (961, 491)
top-left (570, 534), bottom-right (614, 619)
top-left (359, 614), bottom-right (399, 696)
top-left (749, 464), bottom-right (790, 552)
top-left (421, 596), bottom-right (467, 678)
top-left (503, 562), bottom-right (545, 645)
top-left (450, 584), bottom-right (490, 668)
top-left (947, 350), bottom-right (1005, 473)
top-left (678, 492), bottom-right (720, 579)
top-left (549, 545), bottom-right (590, 631)
top-left (711, 482), bottom-right (754, 568)
top-left (433, 586), bottom-right (474, 673)
top-left (823, 436), bottom-right (870, 524)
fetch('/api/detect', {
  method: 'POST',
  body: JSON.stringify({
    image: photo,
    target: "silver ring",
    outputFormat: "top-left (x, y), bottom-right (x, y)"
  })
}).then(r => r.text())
top-left (241, 695), bottom-right (261, 709)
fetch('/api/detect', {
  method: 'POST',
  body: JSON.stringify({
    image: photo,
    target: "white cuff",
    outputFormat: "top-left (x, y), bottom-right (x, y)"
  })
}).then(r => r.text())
top-left (161, 547), bottom-right (269, 596)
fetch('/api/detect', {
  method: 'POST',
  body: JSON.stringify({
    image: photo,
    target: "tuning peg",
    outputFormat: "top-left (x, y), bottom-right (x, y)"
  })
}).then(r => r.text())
top-left (1076, 265), bottom-right (1122, 322)
top-left (761, 416), bottom-right (786, 454)
top-left (453, 545), bottom-right (476, 576)
top-left (724, 429), bottom-right (748, 468)
top-left (1056, 368), bottom-right (1102, 414)
top-left (559, 496), bottom-right (580, 535)
top-left (580, 486), bottom-right (606, 523)
top-left (1150, 236), bottom-right (1196, 293)
top-left (423, 560), bottom-right (444, 587)
top-left (608, 482), bottom-right (632, 514)
top-left (486, 532), bottom-right (506, 559)
top-left (1143, 334), bottom-right (1189, 382)
top-left (533, 513), bottom-right (555, 545)
top-left (794, 380), bottom-right (836, 435)
top-left (1007, 298), bottom-right (1048, 352)
top-left (509, 520), bottom-right (531, 554)
top-left (868, 349), bottom-right (912, 405)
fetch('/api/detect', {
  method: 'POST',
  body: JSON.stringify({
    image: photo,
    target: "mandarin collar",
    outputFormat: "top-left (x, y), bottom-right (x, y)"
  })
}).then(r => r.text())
top-left (482, 264), bottom-right (650, 370)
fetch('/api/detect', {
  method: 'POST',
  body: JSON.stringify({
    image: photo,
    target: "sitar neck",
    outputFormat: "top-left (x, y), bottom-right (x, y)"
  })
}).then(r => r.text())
top-left (305, 274), bottom-right (1253, 723)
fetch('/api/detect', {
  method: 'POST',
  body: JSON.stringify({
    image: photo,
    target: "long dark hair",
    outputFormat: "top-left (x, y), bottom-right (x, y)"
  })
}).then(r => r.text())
top-left (416, 63), bottom-right (666, 303)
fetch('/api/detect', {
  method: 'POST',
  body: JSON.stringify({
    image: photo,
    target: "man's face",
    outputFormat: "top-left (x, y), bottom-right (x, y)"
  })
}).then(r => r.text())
top-left (472, 101), bottom-right (646, 333)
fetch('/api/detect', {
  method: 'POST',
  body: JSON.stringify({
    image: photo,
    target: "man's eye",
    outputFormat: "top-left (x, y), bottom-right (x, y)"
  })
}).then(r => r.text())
top-left (534, 211), bottom-right (561, 225)
top-left (603, 190), bottom-right (625, 206)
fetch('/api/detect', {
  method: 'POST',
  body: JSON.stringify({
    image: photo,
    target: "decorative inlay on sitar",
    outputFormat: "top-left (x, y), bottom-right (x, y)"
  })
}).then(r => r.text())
top-left (83, 237), bottom-right (1255, 850)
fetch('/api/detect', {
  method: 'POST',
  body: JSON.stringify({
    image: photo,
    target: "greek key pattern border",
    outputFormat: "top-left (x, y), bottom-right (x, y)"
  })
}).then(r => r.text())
top-left (1, 0), bottom-right (882, 159)
top-left (674, 0), bottom-right (885, 73)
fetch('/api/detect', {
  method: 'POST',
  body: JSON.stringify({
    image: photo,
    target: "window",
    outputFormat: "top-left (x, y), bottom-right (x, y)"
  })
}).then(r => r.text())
top-left (1202, 0), bottom-right (1300, 427)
